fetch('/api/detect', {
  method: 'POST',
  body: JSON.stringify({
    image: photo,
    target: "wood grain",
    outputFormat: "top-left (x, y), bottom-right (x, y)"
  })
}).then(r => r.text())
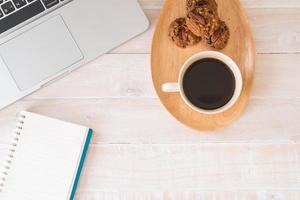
top-left (76, 144), bottom-right (300, 190)
top-left (1, 143), bottom-right (300, 198)
top-left (151, 0), bottom-right (255, 131)
top-left (139, 0), bottom-right (300, 9)
top-left (27, 54), bottom-right (300, 100)
top-left (0, 1), bottom-right (299, 199)
top-left (0, 98), bottom-right (300, 144)
top-left (112, 9), bottom-right (300, 54)
top-left (1, 144), bottom-right (300, 191)
top-left (75, 191), bottom-right (300, 200)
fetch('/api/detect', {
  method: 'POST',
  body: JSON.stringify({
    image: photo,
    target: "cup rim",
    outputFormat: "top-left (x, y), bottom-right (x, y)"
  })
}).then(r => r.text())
top-left (178, 51), bottom-right (243, 115)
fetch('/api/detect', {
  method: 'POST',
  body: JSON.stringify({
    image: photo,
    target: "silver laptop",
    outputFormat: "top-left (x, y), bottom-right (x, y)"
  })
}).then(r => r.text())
top-left (0, 0), bottom-right (149, 109)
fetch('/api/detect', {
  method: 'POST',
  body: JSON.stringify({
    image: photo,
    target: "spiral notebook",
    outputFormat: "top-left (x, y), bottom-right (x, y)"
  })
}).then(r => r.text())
top-left (0, 111), bottom-right (93, 200)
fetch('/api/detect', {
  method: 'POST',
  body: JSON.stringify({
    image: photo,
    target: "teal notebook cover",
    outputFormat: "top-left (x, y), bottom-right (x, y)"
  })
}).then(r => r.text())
top-left (70, 129), bottom-right (93, 200)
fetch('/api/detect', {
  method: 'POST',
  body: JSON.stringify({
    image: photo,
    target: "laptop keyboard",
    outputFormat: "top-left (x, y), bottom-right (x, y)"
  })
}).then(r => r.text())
top-left (0, 0), bottom-right (71, 35)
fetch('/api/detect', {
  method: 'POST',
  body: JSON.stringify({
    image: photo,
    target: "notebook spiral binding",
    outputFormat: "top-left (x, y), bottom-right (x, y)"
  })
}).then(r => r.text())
top-left (0, 114), bottom-right (26, 193)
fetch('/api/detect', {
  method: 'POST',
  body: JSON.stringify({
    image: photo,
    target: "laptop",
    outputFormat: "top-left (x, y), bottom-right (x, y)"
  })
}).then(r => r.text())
top-left (0, 0), bottom-right (149, 109)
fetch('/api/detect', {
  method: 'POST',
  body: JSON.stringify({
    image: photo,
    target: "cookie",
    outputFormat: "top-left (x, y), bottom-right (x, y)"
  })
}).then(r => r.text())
top-left (168, 18), bottom-right (201, 48)
top-left (186, 0), bottom-right (218, 13)
top-left (207, 20), bottom-right (230, 49)
top-left (186, 5), bottom-right (219, 38)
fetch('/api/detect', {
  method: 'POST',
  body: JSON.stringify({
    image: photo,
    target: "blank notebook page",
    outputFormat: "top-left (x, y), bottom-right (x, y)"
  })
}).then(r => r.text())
top-left (0, 111), bottom-right (90, 200)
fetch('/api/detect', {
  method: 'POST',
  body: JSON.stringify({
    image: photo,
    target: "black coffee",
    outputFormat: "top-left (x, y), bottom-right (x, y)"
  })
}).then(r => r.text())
top-left (183, 58), bottom-right (235, 110)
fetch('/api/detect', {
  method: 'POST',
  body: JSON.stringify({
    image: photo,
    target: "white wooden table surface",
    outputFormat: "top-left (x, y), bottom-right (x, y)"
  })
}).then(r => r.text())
top-left (1, 0), bottom-right (300, 199)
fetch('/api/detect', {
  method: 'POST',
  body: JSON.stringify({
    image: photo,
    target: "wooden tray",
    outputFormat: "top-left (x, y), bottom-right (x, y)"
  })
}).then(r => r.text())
top-left (151, 0), bottom-right (256, 131)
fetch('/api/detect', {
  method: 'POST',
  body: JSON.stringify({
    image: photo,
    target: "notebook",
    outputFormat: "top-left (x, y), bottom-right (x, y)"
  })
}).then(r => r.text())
top-left (0, 111), bottom-right (93, 200)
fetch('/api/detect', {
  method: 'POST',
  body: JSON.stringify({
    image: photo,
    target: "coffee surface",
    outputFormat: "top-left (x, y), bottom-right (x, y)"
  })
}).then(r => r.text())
top-left (183, 58), bottom-right (235, 110)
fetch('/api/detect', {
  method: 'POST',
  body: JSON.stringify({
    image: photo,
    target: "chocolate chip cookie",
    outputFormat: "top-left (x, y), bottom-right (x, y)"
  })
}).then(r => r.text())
top-left (186, 0), bottom-right (218, 13)
top-left (169, 18), bottom-right (201, 48)
top-left (186, 5), bottom-right (219, 38)
top-left (207, 20), bottom-right (230, 49)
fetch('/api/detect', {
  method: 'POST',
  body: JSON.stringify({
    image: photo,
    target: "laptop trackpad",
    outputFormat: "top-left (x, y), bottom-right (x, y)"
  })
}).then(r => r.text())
top-left (0, 15), bottom-right (83, 91)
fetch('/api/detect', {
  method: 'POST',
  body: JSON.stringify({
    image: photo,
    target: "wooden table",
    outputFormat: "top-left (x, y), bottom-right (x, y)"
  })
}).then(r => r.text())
top-left (0, 0), bottom-right (300, 199)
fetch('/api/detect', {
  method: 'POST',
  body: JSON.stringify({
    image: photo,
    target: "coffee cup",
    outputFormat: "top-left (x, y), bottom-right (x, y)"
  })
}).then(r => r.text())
top-left (162, 51), bottom-right (243, 115)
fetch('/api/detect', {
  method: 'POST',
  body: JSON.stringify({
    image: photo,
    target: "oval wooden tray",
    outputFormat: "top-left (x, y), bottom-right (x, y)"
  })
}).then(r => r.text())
top-left (151, 0), bottom-right (256, 131)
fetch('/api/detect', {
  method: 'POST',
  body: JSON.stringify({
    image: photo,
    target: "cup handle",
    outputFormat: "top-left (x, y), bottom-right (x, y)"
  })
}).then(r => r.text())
top-left (162, 83), bottom-right (180, 93)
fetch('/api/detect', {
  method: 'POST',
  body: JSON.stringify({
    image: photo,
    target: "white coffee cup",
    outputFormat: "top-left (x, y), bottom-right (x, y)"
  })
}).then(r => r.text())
top-left (162, 51), bottom-right (243, 115)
